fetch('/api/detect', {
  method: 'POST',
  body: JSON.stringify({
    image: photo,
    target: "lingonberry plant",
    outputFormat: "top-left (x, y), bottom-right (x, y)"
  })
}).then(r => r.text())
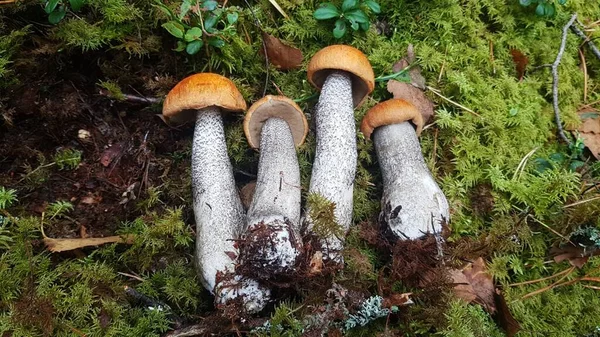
top-left (313, 0), bottom-right (380, 38)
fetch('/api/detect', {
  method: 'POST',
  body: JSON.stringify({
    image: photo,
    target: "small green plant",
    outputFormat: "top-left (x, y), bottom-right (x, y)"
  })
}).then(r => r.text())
top-left (43, 0), bottom-right (85, 24)
top-left (313, 0), bottom-right (380, 38)
top-left (534, 137), bottom-right (585, 173)
top-left (53, 148), bottom-right (82, 170)
top-left (519, 0), bottom-right (567, 17)
top-left (306, 193), bottom-right (345, 240)
top-left (47, 200), bottom-right (74, 219)
top-left (156, 0), bottom-right (240, 55)
top-left (0, 187), bottom-right (17, 210)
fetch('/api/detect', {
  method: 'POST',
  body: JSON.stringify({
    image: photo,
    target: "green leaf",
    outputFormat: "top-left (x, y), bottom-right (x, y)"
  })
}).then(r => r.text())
top-left (557, 0), bottom-right (567, 5)
top-left (580, 112), bottom-right (599, 119)
top-left (350, 19), bottom-right (359, 30)
top-left (45, 0), bottom-right (60, 14)
top-left (175, 41), bottom-right (186, 52)
top-left (364, 0), bottom-right (380, 14)
top-left (359, 21), bottom-right (369, 31)
top-left (162, 21), bottom-right (185, 39)
top-left (509, 107), bottom-right (519, 116)
top-left (184, 27), bottom-right (203, 42)
top-left (519, 0), bottom-right (531, 6)
top-left (535, 2), bottom-right (547, 16)
top-left (549, 152), bottom-right (565, 164)
top-left (208, 37), bottom-right (225, 48)
top-left (202, 0), bottom-right (218, 11)
top-left (314, 3), bottom-right (340, 20)
top-left (186, 40), bottom-right (203, 55)
top-left (333, 18), bottom-right (347, 38)
top-left (69, 0), bottom-right (84, 11)
top-left (227, 12), bottom-right (238, 25)
top-left (204, 15), bottom-right (218, 30)
top-left (48, 7), bottom-right (66, 24)
top-left (345, 9), bottom-right (369, 23)
top-left (570, 160), bottom-right (585, 172)
top-left (342, 0), bottom-right (358, 12)
top-left (545, 3), bottom-right (555, 17)
top-left (179, 0), bottom-right (193, 20)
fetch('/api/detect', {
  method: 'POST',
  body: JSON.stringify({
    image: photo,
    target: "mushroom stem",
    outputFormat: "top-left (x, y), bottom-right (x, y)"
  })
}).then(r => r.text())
top-left (373, 122), bottom-right (450, 240)
top-left (191, 107), bottom-right (270, 313)
top-left (308, 71), bottom-right (356, 256)
top-left (242, 118), bottom-right (302, 276)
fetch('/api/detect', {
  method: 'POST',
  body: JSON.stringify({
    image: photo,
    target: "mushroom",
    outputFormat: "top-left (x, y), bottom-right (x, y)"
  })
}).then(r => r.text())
top-left (360, 99), bottom-right (450, 240)
top-left (162, 73), bottom-right (270, 313)
top-left (305, 45), bottom-right (375, 260)
top-left (239, 95), bottom-right (308, 277)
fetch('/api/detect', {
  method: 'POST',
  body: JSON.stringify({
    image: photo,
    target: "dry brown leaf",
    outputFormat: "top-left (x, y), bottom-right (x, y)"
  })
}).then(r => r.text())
top-left (387, 80), bottom-right (435, 122)
top-left (261, 32), bottom-right (303, 70)
top-left (575, 110), bottom-right (600, 159)
top-left (44, 235), bottom-right (135, 252)
top-left (309, 251), bottom-right (323, 276)
top-left (81, 194), bottom-right (102, 205)
top-left (510, 49), bottom-right (528, 81)
top-left (392, 44), bottom-right (426, 89)
top-left (494, 289), bottom-right (521, 337)
top-left (100, 142), bottom-right (125, 167)
top-left (239, 181), bottom-right (256, 210)
top-left (449, 268), bottom-right (477, 303)
top-left (450, 257), bottom-right (496, 313)
top-left (79, 224), bottom-right (88, 239)
top-left (382, 292), bottom-right (413, 308)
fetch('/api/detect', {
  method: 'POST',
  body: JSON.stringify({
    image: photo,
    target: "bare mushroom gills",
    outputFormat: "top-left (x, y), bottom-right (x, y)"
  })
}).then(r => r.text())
top-left (162, 73), bottom-right (271, 314)
top-left (304, 45), bottom-right (375, 263)
top-left (367, 101), bottom-right (450, 240)
top-left (239, 96), bottom-right (307, 278)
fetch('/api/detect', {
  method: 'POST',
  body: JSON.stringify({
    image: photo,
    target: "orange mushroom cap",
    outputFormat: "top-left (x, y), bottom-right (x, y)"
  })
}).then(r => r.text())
top-left (162, 73), bottom-right (247, 124)
top-left (360, 99), bottom-right (424, 140)
top-left (244, 95), bottom-right (308, 150)
top-left (307, 45), bottom-right (374, 108)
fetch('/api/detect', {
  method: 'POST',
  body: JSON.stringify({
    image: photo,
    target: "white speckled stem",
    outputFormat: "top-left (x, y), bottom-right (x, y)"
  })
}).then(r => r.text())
top-left (373, 122), bottom-right (450, 240)
top-left (248, 118), bottom-right (301, 227)
top-left (191, 107), bottom-right (270, 313)
top-left (307, 71), bottom-right (356, 255)
top-left (243, 118), bottom-right (302, 272)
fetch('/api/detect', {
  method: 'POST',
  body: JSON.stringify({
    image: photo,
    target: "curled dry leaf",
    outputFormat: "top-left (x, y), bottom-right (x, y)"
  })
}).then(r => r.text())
top-left (388, 44), bottom-right (434, 122)
top-left (494, 289), bottom-right (521, 337)
top-left (261, 32), bottom-right (303, 70)
top-left (450, 257), bottom-right (496, 313)
top-left (574, 110), bottom-right (600, 159)
top-left (510, 49), bottom-right (528, 81)
top-left (387, 80), bottom-right (435, 123)
top-left (382, 292), bottom-right (413, 308)
top-left (239, 180), bottom-right (256, 210)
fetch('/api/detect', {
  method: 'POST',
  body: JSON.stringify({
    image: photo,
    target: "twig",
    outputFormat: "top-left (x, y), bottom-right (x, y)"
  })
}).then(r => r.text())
top-left (426, 86), bottom-right (480, 117)
top-left (552, 14), bottom-right (579, 146)
top-left (564, 195), bottom-right (600, 208)
top-left (99, 89), bottom-right (161, 104)
top-left (508, 266), bottom-right (575, 287)
top-left (512, 146), bottom-right (540, 180)
top-left (571, 23), bottom-right (600, 61)
top-left (519, 266), bottom-right (575, 300)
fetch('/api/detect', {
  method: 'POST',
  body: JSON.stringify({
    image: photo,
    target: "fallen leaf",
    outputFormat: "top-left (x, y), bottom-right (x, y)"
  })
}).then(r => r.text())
top-left (43, 235), bottom-right (135, 252)
top-left (510, 49), bottom-right (528, 81)
top-left (239, 181), bottom-right (256, 210)
top-left (494, 289), bottom-right (521, 337)
top-left (575, 110), bottom-right (600, 159)
top-left (261, 32), bottom-right (303, 70)
top-left (450, 257), bottom-right (496, 313)
top-left (79, 224), bottom-right (88, 239)
top-left (382, 292), bottom-right (413, 308)
top-left (309, 251), bottom-right (323, 276)
top-left (100, 142), bottom-right (125, 167)
top-left (387, 80), bottom-right (435, 122)
top-left (81, 194), bottom-right (102, 205)
top-left (393, 44), bottom-right (426, 89)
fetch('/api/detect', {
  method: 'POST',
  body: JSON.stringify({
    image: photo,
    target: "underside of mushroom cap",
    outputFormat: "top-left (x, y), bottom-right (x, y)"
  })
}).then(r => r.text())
top-left (243, 95), bottom-right (308, 149)
top-left (360, 99), bottom-right (424, 140)
top-left (162, 73), bottom-right (247, 125)
top-left (307, 45), bottom-right (375, 108)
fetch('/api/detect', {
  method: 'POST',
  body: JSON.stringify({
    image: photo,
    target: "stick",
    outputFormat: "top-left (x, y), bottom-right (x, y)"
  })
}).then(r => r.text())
top-left (570, 23), bottom-right (600, 61)
top-left (426, 86), bottom-right (480, 117)
top-left (99, 89), bottom-right (161, 104)
top-left (551, 14), bottom-right (579, 146)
